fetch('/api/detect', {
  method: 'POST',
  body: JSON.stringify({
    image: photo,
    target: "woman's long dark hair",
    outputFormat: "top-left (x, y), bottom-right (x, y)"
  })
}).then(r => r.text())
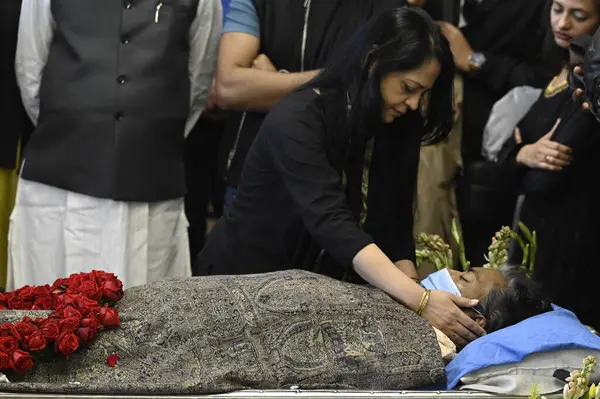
top-left (308, 7), bottom-right (456, 146)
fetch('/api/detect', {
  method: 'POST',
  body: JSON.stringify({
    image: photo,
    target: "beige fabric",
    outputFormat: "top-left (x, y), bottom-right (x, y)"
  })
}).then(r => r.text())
top-left (415, 75), bottom-right (464, 279)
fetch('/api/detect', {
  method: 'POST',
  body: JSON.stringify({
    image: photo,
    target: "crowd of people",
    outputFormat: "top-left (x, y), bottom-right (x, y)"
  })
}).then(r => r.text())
top-left (0, 0), bottom-right (598, 352)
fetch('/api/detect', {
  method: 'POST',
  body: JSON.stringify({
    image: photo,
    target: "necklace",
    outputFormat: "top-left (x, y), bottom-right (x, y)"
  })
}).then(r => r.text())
top-left (544, 69), bottom-right (569, 98)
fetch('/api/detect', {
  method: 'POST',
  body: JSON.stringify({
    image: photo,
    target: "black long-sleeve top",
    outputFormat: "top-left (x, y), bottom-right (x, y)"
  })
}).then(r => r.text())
top-left (460, 0), bottom-right (559, 161)
top-left (197, 87), bottom-right (422, 280)
top-left (497, 87), bottom-right (600, 328)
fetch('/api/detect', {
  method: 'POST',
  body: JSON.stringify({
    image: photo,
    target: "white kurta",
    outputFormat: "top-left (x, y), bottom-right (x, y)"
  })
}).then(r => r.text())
top-left (8, 0), bottom-right (222, 290)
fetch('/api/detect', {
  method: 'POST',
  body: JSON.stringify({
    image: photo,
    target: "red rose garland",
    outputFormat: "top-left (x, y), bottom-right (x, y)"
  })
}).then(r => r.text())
top-left (0, 271), bottom-right (123, 374)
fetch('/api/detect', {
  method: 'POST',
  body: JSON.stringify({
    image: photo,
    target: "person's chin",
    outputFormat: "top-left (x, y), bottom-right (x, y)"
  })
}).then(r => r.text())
top-left (554, 36), bottom-right (572, 49)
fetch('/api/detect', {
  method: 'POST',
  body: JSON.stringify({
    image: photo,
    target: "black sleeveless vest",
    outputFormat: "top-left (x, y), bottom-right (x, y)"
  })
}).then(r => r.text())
top-left (22, 0), bottom-right (200, 202)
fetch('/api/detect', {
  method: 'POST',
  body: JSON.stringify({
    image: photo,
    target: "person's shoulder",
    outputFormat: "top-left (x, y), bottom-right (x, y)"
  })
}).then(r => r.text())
top-left (260, 87), bottom-right (332, 144)
top-left (268, 87), bottom-right (326, 122)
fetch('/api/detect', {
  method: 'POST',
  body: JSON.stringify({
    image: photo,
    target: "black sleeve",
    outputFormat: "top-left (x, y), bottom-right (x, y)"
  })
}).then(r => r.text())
top-left (265, 99), bottom-right (375, 267)
top-left (520, 108), bottom-right (599, 193)
top-left (471, 54), bottom-right (555, 95)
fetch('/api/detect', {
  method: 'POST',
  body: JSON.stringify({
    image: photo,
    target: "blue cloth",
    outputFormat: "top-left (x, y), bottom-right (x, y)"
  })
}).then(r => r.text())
top-left (221, 0), bottom-right (231, 23)
top-left (223, 0), bottom-right (260, 37)
top-left (421, 269), bottom-right (461, 297)
top-left (446, 306), bottom-right (600, 389)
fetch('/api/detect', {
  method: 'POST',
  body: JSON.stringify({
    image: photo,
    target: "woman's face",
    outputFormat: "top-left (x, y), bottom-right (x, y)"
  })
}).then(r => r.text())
top-left (551, 0), bottom-right (600, 49)
top-left (379, 57), bottom-right (440, 124)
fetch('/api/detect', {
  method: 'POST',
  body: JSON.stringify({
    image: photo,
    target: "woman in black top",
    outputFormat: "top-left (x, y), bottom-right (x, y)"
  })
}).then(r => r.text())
top-left (198, 8), bottom-right (486, 347)
top-left (496, 0), bottom-right (600, 329)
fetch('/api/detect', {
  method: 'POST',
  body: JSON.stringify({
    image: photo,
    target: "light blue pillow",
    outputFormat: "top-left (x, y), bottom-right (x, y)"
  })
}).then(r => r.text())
top-left (446, 306), bottom-right (600, 389)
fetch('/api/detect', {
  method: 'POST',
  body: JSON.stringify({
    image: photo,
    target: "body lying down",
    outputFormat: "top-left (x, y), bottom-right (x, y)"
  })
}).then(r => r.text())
top-left (1, 268), bottom-right (550, 395)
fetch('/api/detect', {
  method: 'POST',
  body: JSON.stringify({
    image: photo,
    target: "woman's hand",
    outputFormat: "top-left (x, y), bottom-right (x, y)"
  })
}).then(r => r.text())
top-left (572, 66), bottom-right (592, 111)
top-left (436, 21), bottom-right (475, 72)
top-left (421, 291), bottom-right (486, 348)
top-left (516, 119), bottom-right (573, 170)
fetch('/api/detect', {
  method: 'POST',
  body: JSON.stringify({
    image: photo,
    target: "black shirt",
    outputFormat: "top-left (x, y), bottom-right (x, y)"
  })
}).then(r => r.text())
top-left (197, 87), bottom-right (421, 279)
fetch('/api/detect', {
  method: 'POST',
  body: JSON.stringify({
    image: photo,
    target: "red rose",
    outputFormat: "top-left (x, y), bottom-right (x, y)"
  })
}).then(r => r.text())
top-left (51, 278), bottom-right (70, 292)
top-left (75, 327), bottom-right (98, 344)
top-left (101, 279), bottom-right (123, 302)
top-left (41, 322), bottom-right (60, 340)
top-left (0, 323), bottom-right (21, 341)
top-left (75, 296), bottom-right (101, 314)
top-left (32, 296), bottom-right (54, 310)
top-left (58, 317), bottom-right (81, 333)
top-left (93, 271), bottom-right (117, 284)
top-left (10, 350), bottom-right (34, 373)
top-left (62, 306), bottom-right (82, 320)
top-left (67, 274), bottom-right (85, 289)
top-left (0, 336), bottom-right (18, 353)
top-left (7, 296), bottom-right (24, 310)
top-left (55, 294), bottom-right (79, 308)
top-left (55, 332), bottom-right (79, 356)
top-left (78, 281), bottom-right (102, 302)
top-left (33, 285), bottom-right (51, 298)
top-left (80, 316), bottom-right (101, 330)
top-left (15, 286), bottom-right (34, 302)
top-left (14, 321), bottom-right (38, 337)
top-left (106, 353), bottom-right (119, 367)
top-left (26, 331), bottom-right (47, 351)
top-left (98, 305), bottom-right (120, 328)
top-left (0, 352), bottom-right (9, 370)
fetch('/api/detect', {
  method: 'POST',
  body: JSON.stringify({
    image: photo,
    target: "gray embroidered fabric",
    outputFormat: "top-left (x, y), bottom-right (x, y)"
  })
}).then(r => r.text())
top-left (1, 270), bottom-right (445, 395)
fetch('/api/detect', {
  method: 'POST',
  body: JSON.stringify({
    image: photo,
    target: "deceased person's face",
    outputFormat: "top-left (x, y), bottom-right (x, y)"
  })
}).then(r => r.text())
top-left (448, 267), bottom-right (507, 301)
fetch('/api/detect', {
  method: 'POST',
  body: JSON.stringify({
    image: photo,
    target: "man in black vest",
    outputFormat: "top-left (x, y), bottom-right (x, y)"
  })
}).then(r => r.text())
top-left (9, 0), bottom-right (222, 290)
top-left (215, 0), bottom-right (426, 213)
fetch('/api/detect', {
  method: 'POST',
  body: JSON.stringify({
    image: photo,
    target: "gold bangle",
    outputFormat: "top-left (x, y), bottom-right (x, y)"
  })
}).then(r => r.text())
top-left (417, 289), bottom-right (431, 316)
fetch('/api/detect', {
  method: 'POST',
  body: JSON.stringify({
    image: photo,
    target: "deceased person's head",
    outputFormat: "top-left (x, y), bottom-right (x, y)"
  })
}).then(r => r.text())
top-left (427, 265), bottom-right (552, 334)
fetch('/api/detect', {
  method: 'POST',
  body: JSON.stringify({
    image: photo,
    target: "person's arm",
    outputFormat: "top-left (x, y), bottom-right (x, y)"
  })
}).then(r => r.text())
top-left (471, 55), bottom-right (555, 95)
top-left (185, 0), bottom-right (222, 137)
top-left (520, 106), bottom-right (598, 193)
top-left (214, 0), bottom-right (320, 112)
top-left (265, 99), bottom-right (485, 345)
top-left (15, 0), bottom-right (54, 125)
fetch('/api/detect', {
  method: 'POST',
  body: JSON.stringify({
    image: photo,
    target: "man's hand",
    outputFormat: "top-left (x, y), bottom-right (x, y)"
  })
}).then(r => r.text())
top-left (252, 54), bottom-right (277, 72)
top-left (516, 119), bottom-right (573, 171)
top-left (407, 0), bottom-right (427, 6)
top-left (436, 21), bottom-right (476, 73)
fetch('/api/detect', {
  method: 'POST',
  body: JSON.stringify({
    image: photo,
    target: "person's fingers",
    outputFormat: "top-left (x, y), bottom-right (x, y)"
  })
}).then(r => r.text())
top-left (454, 309), bottom-right (486, 338)
top-left (444, 327), bottom-right (469, 348)
top-left (450, 294), bottom-right (479, 308)
top-left (542, 140), bottom-right (573, 155)
top-left (451, 317), bottom-right (479, 342)
top-left (449, 295), bottom-right (486, 337)
top-left (541, 154), bottom-right (570, 167)
top-left (573, 66), bottom-right (583, 76)
top-left (542, 146), bottom-right (572, 161)
top-left (541, 119), bottom-right (561, 139)
top-left (538, 160), bottom-right (563, 171)
top-left (583, 102), bottom-right (591, 111)
top-left (514, 127), bottom-right (522, 144)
